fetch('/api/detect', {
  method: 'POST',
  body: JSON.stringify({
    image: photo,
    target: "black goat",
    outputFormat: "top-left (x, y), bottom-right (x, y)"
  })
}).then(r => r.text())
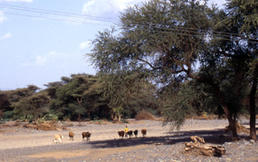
top-left (127, 130), bottom-right (133, 138)
top-left (134, 129), bottom-right (138, 137)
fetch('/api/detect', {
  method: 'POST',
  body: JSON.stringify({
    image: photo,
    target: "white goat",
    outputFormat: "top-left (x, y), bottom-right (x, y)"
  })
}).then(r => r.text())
top-left (53, 134), bottom-right (64, 143)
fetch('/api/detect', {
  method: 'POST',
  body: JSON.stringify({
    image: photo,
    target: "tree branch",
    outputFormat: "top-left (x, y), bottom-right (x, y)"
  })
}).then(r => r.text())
top-left (137, 58), bottom-right (159, 70)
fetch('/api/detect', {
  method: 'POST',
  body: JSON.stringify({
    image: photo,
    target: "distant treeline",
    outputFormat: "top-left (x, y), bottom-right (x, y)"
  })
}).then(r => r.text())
top-left (0, 73), bottom-right (161, 121)
top-left (1, 72), bottom-right (248, 122)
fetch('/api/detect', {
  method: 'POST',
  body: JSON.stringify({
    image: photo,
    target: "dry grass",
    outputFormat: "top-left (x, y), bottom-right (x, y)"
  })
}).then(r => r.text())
top-left (88, 120), bottom-right (111, 125)
top-left (135, 110), bottom-right (156, 120)
top-left (23, 121), bottom-right (66, 131)
top-left (225, 122), bottom-right (249, 134)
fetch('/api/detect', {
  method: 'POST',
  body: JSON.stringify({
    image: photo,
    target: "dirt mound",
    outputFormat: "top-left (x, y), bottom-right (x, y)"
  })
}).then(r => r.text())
top-left (135, 110), bottom-right (156, 120)
top-left (0, 121), bottom-right (25, 128)
top-left (23, 121), bottom-right (66, 131)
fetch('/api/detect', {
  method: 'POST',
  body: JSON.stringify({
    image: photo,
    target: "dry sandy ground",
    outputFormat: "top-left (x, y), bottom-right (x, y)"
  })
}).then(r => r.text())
top-left (0, 119), bottom-right (227, 149)
top-left (0, 119), bottom-right (257, 162)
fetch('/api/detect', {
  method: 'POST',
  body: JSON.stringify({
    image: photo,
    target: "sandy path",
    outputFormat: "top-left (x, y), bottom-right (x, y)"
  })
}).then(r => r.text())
top-left (0, 119), bottom-right (229, 150)
top-left (0, 119), bottom-right (257, 162)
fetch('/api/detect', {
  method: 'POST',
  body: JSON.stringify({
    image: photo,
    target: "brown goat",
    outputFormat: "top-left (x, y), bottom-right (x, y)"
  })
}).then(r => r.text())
top-left (82, 132), bottom-right (91, 141)
top-left (141, 129), bottom-right (147, 137)
top-left (134, 129), bottom-right (138, 137)
top-left (118, 130), bottom-right (125, 138)
top-left (68, 131), bottom-right (74, 141)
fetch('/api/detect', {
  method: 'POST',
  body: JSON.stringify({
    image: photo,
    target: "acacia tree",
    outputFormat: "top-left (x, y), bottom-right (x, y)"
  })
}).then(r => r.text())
top-left (98, 71), bottom-right (157, 121)
top-left (199, 0), bottom-right (257, 139)
top-left (13, 92), bottom-right (50, 121)
top-left (249, 62), bottom-right (257, 140)
top-left (90, 0), bottom-right (214, 126)
top-left (48, 74), bottom-right (98, 120)
top-left (0, 85), bottom-right (40, 120)
top-left (226, 0), bottom-right (257, 140)
top-left (91, 0), bottom-right (212, 79)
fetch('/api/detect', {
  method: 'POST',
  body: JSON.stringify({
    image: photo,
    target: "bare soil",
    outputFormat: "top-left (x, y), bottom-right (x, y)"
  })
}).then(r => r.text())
top-left (0, 119), bottom-right (257, 162)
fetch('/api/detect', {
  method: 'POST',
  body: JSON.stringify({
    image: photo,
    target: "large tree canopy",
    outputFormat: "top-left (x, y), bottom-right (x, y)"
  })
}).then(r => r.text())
top-left (197, 0), bottom-right (257, 139)
top-left (90, 0), bottom-right (218, 129)
top-left (90, 0), bottom-right (257, 139)
top-left (90, 0), bottom-right (214, 83)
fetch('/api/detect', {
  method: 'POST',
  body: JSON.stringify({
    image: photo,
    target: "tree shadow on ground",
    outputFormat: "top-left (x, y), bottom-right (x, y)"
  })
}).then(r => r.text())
top-left (88, 129), bottom-right (239, 149)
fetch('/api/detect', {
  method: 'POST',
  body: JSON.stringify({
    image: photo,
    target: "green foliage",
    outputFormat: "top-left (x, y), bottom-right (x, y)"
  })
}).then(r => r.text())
top-left (41, 113), bottom-right (58, 121)
top-left (99, 71), bottom-right (158, 119)
top-left (90, 0), bottom-right (212, 82)
top-left (90, 0), bottom-right (257, 132)
top-left (197, 0), bottom-right (257, 137)
top-left (161, 81), bottom-right (218, 129)
top-left (0, 85), bottom-right (40, 120)
top-left (0, 72), bottom-right (159, 122)
top-left (90, 0), bottom-right (218, 128)
top-left (12, 92), bottom-right (50, 121)
top-left (2, 111), bottom-right (14, 120)
top-left (0, 93), bottom-right (10, 112)
top-left (49, 74), bottom-right (94, 120)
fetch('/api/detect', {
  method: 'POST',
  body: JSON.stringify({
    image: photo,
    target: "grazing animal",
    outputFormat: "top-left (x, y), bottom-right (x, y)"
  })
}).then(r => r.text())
top-left (118, 130), bottom-right (125, 138)
top-left (82, 132), bottom-right (91, 141)
top-left (68, 131), bottom-right (74, 141)
top-left (127, 130), bottom-right (133, 138)
top-left (141, 129), bottom-right (147, 137)
top-left (53, 134), bottom-right (63, 143)
top-left (134, 129), bottom-right (138, 137)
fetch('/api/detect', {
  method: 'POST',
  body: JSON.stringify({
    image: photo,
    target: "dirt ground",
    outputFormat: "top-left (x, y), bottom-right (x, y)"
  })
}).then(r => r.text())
top-left (0, 119), bottom-right (257, 162)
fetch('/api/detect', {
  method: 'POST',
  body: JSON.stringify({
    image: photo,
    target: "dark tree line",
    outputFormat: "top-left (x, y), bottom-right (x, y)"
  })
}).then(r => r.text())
top-left (0, 73), bottom-right (158, 122)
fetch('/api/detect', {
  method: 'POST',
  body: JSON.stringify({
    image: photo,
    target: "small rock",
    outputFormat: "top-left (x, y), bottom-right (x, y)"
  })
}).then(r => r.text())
top-left (224, 142), bottom-right (232, 145)
top-left (249, 139), bottom-right (255, 144)
top-left (243, 140), bottom-right (250, 145)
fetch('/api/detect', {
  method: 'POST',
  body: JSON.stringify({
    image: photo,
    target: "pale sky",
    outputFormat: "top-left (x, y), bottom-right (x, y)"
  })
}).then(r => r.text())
top-left (0, 0), bottom-right (226, 90)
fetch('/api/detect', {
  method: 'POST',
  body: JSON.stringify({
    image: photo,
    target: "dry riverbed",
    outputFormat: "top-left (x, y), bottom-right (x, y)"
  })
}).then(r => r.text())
top-left (0, 119), bottom-right (257, 162)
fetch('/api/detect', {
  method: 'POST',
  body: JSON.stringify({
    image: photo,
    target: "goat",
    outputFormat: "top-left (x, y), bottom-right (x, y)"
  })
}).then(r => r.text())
top-left (118, 130), bottom-right (125, 138)
top-left (82, 132), bottom-right (91, 141)
top-left (127, 130), bottom-right (133, 138)
top-left (68, 131), bottom-right (74, 141)
top-left (53, 134), bottom-right (63, 143)
top-left (134, 129), bottom-right (138, 137)
top-left (141, 129), bottom-right (147, 137)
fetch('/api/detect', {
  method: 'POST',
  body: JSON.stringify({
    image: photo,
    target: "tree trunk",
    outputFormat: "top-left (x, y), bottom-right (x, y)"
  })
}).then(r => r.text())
top-left (229, 116), bottom-right (238, 140)
top-left (223, 106), bottom-right (238, 139)
top-left (78, 114), bottom-right (81, 122)
top-left (118, 114), bottom-right (121, 122)
top-left (249, 64), bottom-right (257, 141)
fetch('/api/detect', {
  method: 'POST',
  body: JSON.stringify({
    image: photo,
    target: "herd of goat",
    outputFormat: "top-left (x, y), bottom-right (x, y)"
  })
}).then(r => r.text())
top-left (53, 129), bottom-right (147, 144)
top-left (118, 129), bottom-right (147, 138)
